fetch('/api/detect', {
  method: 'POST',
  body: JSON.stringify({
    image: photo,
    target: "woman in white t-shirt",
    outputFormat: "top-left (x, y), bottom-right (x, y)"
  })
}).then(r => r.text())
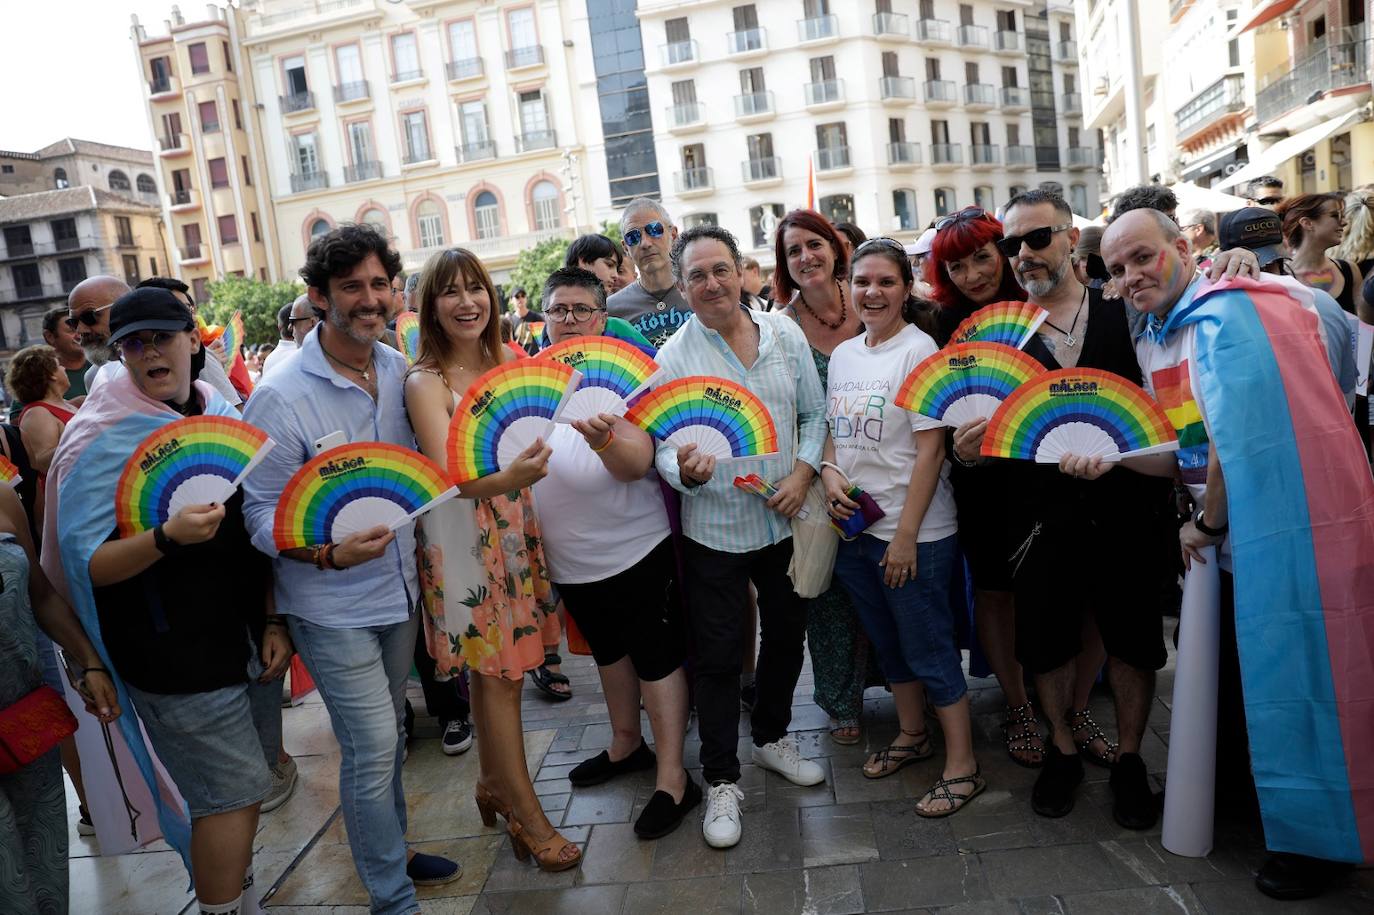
top-left (821, 238), bottom-right (984, 818)
top-left (530, 267), bottom-right (698, 840)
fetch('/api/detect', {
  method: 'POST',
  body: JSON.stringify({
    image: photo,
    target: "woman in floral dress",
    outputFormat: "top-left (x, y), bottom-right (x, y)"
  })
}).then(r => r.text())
top-left (404, 248), bottom-right (580, 872)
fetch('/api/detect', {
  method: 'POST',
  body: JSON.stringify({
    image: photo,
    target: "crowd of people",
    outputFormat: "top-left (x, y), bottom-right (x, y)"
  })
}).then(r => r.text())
top-left (0, 174), bottom-right (1370, 915)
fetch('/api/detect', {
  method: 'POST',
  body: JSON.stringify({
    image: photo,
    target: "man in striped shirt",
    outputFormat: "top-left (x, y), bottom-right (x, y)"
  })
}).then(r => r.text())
top-left (653, 225), bottom-right (828, 850)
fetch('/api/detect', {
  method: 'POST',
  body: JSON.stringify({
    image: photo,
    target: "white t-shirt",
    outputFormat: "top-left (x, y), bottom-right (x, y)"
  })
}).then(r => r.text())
top-left (261, 339), bottom-right (296, 376)
top-left (826, 322), bottom-right (957, 543)
top-left (532, 423), bottom-right (672, 584)
top-left (1135, 320), bottom-right (1232, 570)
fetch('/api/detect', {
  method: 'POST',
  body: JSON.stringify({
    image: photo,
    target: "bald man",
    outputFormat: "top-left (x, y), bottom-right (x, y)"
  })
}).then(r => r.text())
top-left (67, 276), bottom-right (128, 391)
top-left (287, 294), bottom-right (320, 348)
top-left (1099, 208), bottom-right (1373, 901)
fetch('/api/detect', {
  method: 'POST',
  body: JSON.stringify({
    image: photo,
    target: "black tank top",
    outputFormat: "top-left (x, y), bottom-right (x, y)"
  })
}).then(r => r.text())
top-left (1334, 259), bottom-right (1356, 315)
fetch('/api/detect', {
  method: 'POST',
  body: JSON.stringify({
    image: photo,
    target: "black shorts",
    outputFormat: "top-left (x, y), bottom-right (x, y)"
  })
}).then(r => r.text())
top-left (1011, 514), bottom-right (1169, 675)
top-left (555, 536), bottom-right (685, 682)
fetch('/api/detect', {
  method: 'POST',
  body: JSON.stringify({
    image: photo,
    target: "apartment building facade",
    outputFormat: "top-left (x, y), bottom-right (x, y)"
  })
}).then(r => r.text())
top-left (1217, 0), bottom-right (1371, 196)
top-left (1165, 1), bottom-right (1255, 189)
top-left (234, 0), bottom-right (592, 283)
top-left (131, 4), bottom-right (279, 303)
top-left (0, 187), bottom-right (169, 360)
top-left (628, 0), bottom-right (1097, 257)
top-left (0, 138), bottom-right (163, 207)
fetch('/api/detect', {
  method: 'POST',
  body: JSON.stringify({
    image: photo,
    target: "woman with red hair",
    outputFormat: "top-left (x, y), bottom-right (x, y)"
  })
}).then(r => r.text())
top-left (924, 207), bottom-right (1046, 769)
top-left (770, 209), bottom-right (877, 746)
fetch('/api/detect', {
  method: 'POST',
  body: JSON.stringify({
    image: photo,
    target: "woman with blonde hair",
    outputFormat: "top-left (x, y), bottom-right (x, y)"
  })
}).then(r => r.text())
top-left (1335, 191), bottom-right (1374, 280)
top-left (403, 247), bottom-right (581, 872)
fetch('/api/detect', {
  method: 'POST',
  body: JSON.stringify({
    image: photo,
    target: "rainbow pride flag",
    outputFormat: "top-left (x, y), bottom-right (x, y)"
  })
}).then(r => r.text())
top-left (1173, 277), bottom-right (1374, 863)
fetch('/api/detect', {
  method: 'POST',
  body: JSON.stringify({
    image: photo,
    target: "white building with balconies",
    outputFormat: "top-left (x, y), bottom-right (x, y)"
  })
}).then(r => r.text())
top-left (632, 0), bottom-right (1097, 262)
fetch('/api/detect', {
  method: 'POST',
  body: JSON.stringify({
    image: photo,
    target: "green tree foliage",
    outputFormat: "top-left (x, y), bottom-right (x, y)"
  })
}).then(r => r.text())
top-left (202, 276), bottom-right (304, 345)
top-left (507, 236), bottom-right (570, 312)
top-left (505, 220), bottom-right (626, 311)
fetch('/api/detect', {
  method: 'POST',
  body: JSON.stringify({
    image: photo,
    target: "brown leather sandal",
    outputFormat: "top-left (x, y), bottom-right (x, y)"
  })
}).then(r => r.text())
top-left (507, 817), bottom-right (582, 872)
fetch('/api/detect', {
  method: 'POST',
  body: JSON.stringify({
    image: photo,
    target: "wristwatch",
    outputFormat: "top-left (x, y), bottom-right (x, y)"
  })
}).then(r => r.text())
top-left (153, 523), bottom-right (185, 556)
top-left (1193, 507), bottom-right (1228, 538)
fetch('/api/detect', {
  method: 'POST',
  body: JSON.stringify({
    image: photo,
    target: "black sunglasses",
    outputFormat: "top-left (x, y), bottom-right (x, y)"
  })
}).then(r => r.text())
top-left (66, 303), bottom-right (113, 328)
top-left (934, 206), bottom-right (987, 231)
top-left (1254, 196), bottom-right (1284, 206)
top-left (994, 224), bottom-right (1073, 257)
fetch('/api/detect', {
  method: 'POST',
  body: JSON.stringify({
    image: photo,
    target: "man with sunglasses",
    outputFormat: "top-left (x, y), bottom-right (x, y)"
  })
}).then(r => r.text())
top-left (955, 190), bottom-right (1173, 830)
top-left (67, 275), bottom-right (129, 392)
top-left (7, 306), bottom-right (90, 422)
top-left (1248, 176), bottom-right (1286, 210)
top-left (608, 198), bottom-right (693, 348)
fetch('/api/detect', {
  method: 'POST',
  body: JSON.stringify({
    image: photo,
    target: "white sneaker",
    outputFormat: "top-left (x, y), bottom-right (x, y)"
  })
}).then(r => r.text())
top-left (702, 782), bottom-right (744, 848)
top-left (752, 736), bottom-right (826, 786)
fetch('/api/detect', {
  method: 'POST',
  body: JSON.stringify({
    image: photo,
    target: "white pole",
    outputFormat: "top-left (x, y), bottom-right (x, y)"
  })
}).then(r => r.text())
top-left (1121, 0), bottom-right (1149, 186)
top-left (1161, 546), bottom-right (1222, 857)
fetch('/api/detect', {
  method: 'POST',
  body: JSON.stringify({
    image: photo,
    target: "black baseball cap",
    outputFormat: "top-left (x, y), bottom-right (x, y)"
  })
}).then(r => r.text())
top-left (1217, 208), bottom-right (1287, 268)
top-left (108, 287), bottom-right (195, 345)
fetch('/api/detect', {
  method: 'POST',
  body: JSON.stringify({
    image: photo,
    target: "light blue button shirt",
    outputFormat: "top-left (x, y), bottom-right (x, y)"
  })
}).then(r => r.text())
top-left (241, 325), bottom-right (418, 629)
top-left (653, 307), bottom-right (826, 553)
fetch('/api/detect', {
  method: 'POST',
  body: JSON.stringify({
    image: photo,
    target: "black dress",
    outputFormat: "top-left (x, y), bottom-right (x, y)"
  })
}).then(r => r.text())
top-left (1005, 290), bottom-right (1175, 675)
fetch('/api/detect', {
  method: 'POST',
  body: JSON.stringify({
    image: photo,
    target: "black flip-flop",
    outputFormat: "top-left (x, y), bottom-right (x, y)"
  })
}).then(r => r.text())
top-left (529, 652), bottom-right (572, 701)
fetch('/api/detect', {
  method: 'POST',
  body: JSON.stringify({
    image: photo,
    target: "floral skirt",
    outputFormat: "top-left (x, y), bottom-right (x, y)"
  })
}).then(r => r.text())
top-left (417, 490), bottom-right (559, 682)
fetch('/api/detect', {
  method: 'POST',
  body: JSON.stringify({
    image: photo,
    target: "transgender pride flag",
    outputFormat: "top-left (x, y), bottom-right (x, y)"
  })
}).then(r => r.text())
top-left (1179, 277), bottom-right (1374, 864)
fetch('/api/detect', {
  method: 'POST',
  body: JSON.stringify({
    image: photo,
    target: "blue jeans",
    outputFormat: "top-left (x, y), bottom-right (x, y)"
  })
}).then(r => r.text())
top-left (832, 533), bottom-right (966, 707)
top-left (288, 613), bottom-right (420, 915)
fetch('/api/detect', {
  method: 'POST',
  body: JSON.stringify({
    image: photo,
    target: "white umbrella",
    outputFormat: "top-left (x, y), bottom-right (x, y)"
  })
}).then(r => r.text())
top-left (1168, 181), bottom-right (1251, 215)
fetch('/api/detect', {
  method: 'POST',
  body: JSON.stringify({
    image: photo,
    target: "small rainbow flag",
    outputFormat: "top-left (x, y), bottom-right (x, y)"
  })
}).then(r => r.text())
top-left (394, 311), bottom-right (420, 365)
top-left (980, 367), bottom-right (1177, 463)
top-left (114, 415), bottom-right (274, 536)
top-left (895, 342), bottom-right (1046, 427)
top-left (446, 360), bottom-right (581, 483)
top-left (540, 335), bottom-right (660, 423)
top-left (625, 375), bottom-right (779, 462)
top-left (272, 442), bottom-right (457, 550)
top-left (949, 301), bottom-right (1048, 350)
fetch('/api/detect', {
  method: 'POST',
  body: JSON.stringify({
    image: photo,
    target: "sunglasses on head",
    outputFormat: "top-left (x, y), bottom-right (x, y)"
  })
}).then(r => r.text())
top-left (994, 224), bottom-right (1073, 257)
top-left (65, 303), bottom-right (114, 329)
top-left (624, 221), bottom-right (665, 248)
top-left (934, 207), bottom-right (988, 231)
top-left (852, 237), bottom-right (907, 258)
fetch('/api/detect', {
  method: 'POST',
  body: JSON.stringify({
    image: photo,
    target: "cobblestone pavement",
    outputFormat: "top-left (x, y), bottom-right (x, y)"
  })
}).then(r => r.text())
top-left (68, 644), bottom-right (1373, 913)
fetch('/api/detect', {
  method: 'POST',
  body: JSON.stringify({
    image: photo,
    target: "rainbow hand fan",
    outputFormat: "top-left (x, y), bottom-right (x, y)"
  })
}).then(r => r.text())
top-left (394, 311), bottom-right (420, 365)
top-left (273, 442), bottom-right (457, 550)
top-left (0, 455), bottom-right (21, 488)
top-left (981, 368), bottom-right (1178, 464)
top-left (625, 376), bottom-right (779, 462)
top-left (221, 310), bottom-right (244, 365)
top-left (114, 416), bottom-right (275, 537)
top-left (949, 301), bottom-right (1049, 350)
top-left (896, 342), bottom-right (1046, 428)
top-left (540, 335), bottom-right (661, 423)
top-left (447, 360), bottom-right (582, 483)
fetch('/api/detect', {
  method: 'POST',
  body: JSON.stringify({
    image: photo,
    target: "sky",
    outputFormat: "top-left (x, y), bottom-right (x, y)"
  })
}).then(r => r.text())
top-left (1, 0), bottom-right (196, 153)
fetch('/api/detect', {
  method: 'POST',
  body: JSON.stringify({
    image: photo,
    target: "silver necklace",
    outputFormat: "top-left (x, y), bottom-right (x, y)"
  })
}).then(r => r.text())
top-left (1042, 286), bottom-right (1087, 348)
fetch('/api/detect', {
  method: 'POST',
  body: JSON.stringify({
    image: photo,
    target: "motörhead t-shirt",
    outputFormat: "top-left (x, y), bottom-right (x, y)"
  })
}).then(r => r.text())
top-left (607, 281), bottom-right (694, 349)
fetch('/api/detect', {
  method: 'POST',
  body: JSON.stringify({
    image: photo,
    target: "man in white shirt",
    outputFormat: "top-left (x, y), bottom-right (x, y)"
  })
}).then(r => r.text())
top-left (260, 303), bottom-right (297, 377)
top-left (654, 225), bottom-right (828, 850)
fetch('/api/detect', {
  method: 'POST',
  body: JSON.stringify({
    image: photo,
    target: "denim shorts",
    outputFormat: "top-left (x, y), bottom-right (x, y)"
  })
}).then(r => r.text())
top-left (832, 533), bottom-right (967, 707)
top-left (125, 657), bottom-right (271, 819)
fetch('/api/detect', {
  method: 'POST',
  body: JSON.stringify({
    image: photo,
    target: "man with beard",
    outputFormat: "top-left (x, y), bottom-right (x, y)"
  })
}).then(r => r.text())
top-left (241, 224), bottom-right (461, 908)
top-left (952, 190), bottom-right (1172, 828)
top-left (67, 275), bottom-right (128, 391)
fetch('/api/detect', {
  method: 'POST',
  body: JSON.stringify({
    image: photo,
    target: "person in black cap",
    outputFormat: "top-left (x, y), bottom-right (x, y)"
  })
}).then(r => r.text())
top-left (41, 285), bottom-right (290, 915)
top-left (1218, 207), bottom-right (1357, 406)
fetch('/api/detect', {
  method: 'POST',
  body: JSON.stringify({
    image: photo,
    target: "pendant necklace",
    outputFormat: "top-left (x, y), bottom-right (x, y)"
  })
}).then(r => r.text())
top-left (321, 341), bottom-right (375, 381)
top-left (1042, 286), bottom-right (1086, 348)
top-left (800, 280), bottom-right (848, 330)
